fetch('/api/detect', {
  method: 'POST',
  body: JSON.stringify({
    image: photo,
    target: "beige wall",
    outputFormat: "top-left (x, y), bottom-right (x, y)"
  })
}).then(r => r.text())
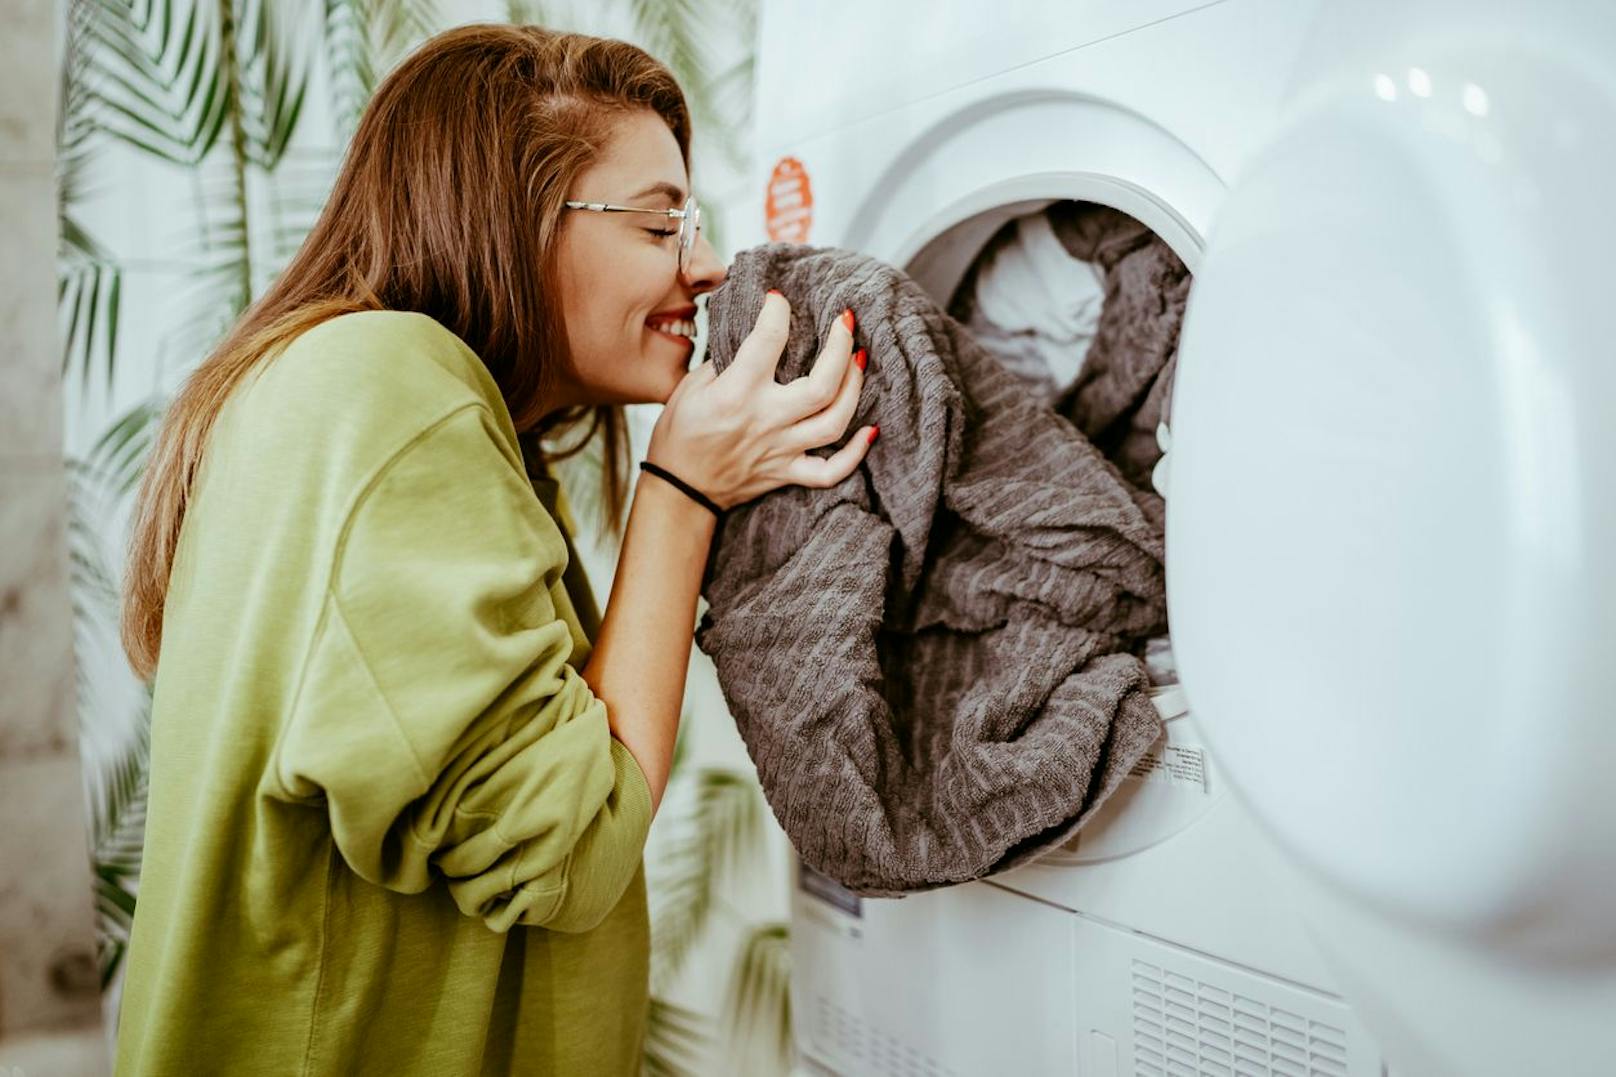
top-left (0, 0), bottom-right (110, 1070)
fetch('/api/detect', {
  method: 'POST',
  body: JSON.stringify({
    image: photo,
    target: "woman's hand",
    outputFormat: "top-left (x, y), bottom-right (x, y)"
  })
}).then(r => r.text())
top-left (646, 291), bottom-right (877, 510)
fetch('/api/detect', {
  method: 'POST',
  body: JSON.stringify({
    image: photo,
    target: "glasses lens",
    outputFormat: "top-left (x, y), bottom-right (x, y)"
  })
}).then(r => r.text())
top-left (679, 196), bottom-right (700, 273)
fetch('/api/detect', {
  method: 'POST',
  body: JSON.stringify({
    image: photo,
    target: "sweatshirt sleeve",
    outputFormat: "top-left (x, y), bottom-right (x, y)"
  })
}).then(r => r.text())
top-left (273, 403), bottom-right (653, 934)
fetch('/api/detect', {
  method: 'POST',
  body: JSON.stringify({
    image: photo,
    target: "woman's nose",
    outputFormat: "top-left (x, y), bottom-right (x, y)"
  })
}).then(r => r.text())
top-left (682, 231), bottom-right (728, 293)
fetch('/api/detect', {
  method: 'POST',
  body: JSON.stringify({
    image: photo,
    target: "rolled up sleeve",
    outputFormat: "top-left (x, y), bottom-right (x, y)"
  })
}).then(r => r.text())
top-left (272, 404), bottom-right (652, 934)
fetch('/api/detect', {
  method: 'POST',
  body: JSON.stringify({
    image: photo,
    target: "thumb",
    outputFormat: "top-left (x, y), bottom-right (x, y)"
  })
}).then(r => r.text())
top-left (724, 290), bottom-right (792, 384)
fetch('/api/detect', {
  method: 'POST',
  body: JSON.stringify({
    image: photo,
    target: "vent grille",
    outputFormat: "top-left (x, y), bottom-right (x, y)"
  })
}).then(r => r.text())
top-left (812, 995), bottom-right (961, 1077)
top-left (1130, 960), bottom-right (1350, 1077)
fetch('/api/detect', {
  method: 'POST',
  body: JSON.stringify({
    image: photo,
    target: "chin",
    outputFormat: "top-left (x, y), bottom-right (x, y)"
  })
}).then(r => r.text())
top-left (646, 352), bottom-right (691, 400)
top-left (651, 368), bottom-right (684, 404)
top-left (606, 374), bottom-right (681, 408)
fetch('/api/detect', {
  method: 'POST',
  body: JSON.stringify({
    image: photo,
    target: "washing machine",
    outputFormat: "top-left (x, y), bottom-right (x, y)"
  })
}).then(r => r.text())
top-left (743, 1), bottom-right (1616, 1075)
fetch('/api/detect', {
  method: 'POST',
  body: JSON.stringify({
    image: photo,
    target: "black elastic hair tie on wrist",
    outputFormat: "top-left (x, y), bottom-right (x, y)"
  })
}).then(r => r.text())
top-left (639, 460), bottom-right (725, 518)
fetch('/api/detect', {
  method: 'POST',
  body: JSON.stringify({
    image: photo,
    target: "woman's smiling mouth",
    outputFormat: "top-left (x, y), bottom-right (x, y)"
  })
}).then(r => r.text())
top-left (647, 312), bottom-right (698, 348)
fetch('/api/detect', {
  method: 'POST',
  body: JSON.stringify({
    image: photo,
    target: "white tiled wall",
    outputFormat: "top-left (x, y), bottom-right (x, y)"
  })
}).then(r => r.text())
top-left (0, 0), bottom-right (111, 1069)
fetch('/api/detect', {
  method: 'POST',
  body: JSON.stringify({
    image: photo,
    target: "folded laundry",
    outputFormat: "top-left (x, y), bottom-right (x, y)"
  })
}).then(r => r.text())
top-left (947, 209), bottom-right (1106, 407)
top-left (1045, 201), bottom-right (1193, 493)
top-left (693, 243), bottom-right (1170, 896)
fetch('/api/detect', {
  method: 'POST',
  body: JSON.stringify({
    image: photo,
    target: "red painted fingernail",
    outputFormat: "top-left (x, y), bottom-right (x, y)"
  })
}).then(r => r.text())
top-left (842, 308), bottom-right (855, 332)
top-left (854, 348), bottom-right (867, 371)
top-left (867, 424), bottom-right (880, 444)
top-left (766, 289), bottom-right (783, 297)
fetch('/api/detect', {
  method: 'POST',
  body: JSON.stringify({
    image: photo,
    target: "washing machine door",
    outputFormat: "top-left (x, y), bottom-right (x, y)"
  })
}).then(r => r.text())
top-left (1167, 0), bottom-right (1616, 964)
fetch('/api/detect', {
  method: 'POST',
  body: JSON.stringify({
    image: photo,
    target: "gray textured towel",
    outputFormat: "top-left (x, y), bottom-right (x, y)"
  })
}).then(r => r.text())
top-left (1045, 201), bottom-right (1192, 492)
top-left (693, 243), bottom-right (1169, 896)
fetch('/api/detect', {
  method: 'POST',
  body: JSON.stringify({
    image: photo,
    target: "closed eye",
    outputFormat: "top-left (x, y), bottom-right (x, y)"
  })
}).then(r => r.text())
top-left (645, 227), bottom-right (677, 238)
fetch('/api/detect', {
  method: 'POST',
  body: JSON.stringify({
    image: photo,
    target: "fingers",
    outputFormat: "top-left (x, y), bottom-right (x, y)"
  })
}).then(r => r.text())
top-left (778, 306), bottom-right (857, 421)
top-left (782, 423), bottom-right (879, 489)
top-left (785, 334), bottom-right (865, 449)
top-left (720, 290), bottom-right (792, 386)
top-left (706, 292), bottom-right (879, 497)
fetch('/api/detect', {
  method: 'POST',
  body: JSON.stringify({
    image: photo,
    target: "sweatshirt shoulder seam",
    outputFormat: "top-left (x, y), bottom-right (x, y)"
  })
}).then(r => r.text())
top-left (329, 400), bottom-right (502, 573)
top-left (284, 401), bottom-right (501, 797)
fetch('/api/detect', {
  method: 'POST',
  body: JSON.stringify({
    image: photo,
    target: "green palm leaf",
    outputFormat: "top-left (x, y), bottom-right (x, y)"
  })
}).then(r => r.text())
top-left (86, 398), bottom-right (165, 496)
top-left (626, 0), bottom-right (707, 100)
top-left (83, 0), bottom-right (316, 385)
top-left (60, 0), bottom-right (100, 201)
top-left (649, 766), bottom-right (763, 995)
top-left (89, 691), bottom-right (152, 988)
top-left (234, 0), bottom-right (313, 169)
top-left (60, 0), bottom-right (124, 395)
top-left (369, 0), bottom-right (442, 72)
top-left (323, 0), bottom-right (376, 136)
top-left (64, 399), bottom-right (156, 718)
top-left (668, 704), bottom-right (692, 779)
top-left (91, 693), bottom-right (153, 878)
top-left (90, 0), bottom-right (311, 170)
top-left (89, 0), bottom-right (232, 165)
top-left (58, 216), bottom-right (124, 397)
top-left (502, 0), bottom-right (551, 27)
top-left (63, 463), bottom-right (123, 718)
top-left (64, 477), bottom-right (121, 616)
top-left (265, 146), bottom-right (341, 266)
top-left (641, 996), bottom-right (711, 1077)
top-left (698, 44), bottom-right (755, 181)
top-left (65, 401), bottom-right (162, 989)
top-left (330, 0), bottom-right (441, 112)
top-left (158, 160), bottom-right (251, 372)
top-left (719, 921), bottom-right (793, 1074)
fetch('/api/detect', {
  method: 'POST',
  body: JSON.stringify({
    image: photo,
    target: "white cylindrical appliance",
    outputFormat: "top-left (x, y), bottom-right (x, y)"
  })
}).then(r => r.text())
top-left (1169, 0), bottom-right (1616, 1072)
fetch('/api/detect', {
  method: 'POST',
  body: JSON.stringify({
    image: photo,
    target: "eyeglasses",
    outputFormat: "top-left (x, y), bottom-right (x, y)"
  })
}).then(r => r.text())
top-left (563, 193), bottom-right (703, 274)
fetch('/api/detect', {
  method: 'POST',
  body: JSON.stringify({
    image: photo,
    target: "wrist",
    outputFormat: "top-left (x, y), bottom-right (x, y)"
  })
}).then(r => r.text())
top-left (635, 466), bottom-right (722, 532)
top-left (638, 460), bottom-right (726, 518)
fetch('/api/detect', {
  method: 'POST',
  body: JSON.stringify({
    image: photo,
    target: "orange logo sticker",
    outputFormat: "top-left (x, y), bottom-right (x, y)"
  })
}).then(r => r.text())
top-left (765, 156), bottom-right (813, 243)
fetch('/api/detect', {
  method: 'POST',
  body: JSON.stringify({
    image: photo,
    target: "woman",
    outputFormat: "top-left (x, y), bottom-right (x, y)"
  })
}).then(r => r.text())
top-left (114, 23), bottom-right (874, 1076)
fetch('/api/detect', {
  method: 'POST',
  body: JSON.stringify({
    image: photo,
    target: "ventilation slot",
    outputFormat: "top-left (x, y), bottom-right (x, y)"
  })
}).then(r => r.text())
top-left (812, 994), bottom-right (961, 1077)
top-left (1131, 960), bottom-right (1350, 1077)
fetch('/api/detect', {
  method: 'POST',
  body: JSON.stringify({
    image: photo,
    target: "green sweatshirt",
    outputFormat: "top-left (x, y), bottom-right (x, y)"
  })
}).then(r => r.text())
top-left (115, 310), bottom-right (654, 1076)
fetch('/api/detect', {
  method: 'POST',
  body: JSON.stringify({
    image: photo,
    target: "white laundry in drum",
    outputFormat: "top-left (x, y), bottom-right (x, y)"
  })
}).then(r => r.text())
top-left (949, 208), bottom-right (1104, 407)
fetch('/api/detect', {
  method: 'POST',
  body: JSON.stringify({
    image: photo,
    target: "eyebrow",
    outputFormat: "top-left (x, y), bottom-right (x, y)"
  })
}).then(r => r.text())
top-left (630, 181), bottom-right (687, 204)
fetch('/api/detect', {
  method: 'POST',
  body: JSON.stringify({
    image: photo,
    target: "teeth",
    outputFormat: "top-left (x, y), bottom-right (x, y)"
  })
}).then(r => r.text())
top-left (649, 317), bottom-right (696, 338)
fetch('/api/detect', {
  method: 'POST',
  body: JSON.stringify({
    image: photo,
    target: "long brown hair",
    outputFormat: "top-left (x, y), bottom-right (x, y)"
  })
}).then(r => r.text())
top-left (120, 24), bottom-right (691, 680)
